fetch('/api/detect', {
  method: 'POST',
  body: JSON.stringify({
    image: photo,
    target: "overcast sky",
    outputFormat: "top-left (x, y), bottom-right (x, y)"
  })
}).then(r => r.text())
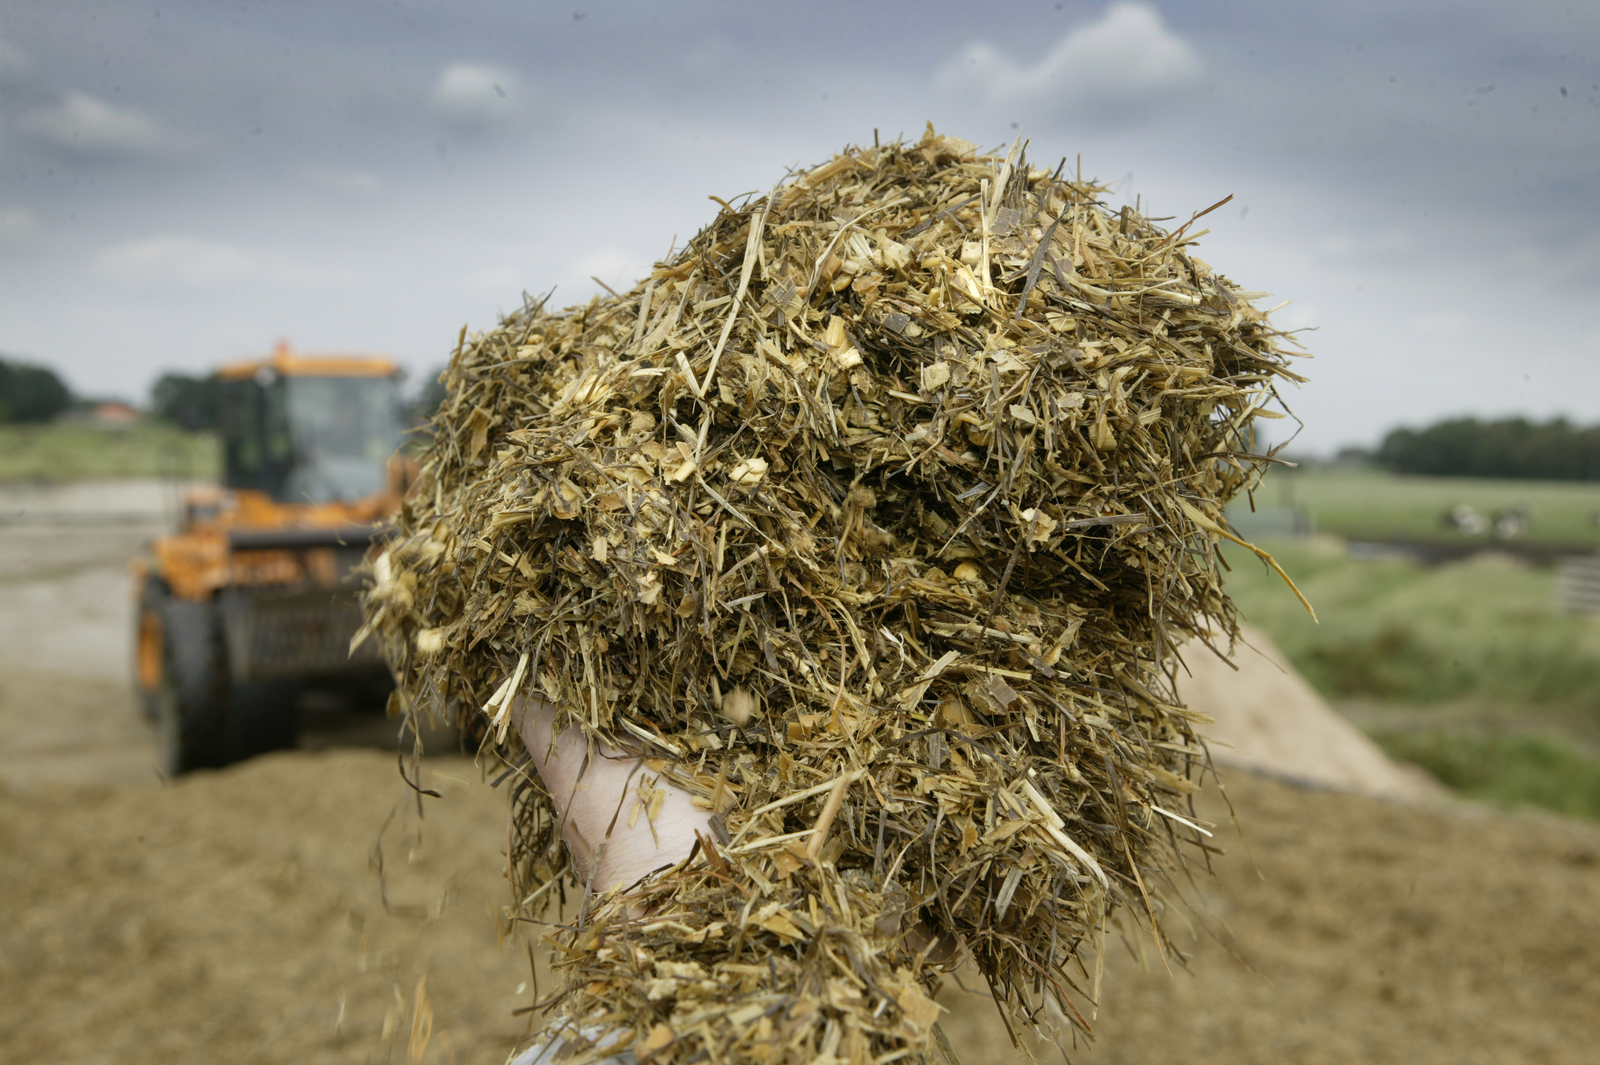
top-left (1, 0), bottom-right (1596, 452)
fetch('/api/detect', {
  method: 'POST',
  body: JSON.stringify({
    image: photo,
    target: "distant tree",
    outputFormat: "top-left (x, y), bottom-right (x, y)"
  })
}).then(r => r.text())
top-left (1376, 417), bottom-right (1600, 481)
top-left (149, 372), bottom-right (220, 431)
top-left (0, 356), bottom-right (72, 423)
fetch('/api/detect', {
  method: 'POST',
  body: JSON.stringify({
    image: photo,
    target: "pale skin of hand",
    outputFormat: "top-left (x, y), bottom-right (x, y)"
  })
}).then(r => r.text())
top-left (510, 693), bottom-right (712, 894)
top-left (509, 692), bottom-right (957, 962)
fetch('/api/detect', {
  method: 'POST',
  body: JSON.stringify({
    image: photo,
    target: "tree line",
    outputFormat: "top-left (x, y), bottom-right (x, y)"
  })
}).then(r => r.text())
top-left (15, 354), bottom-right (1585, 480)
top-left (0, 356), bottom-right (72, 423)
top-left (1376, 417), bottom-right (1600, 481)
top-left (149, 372), bottom-right (221, 430)
top-left (3, 358), bottom-right (446, 430)
top-left (0, 356), bottom-right (217, 427)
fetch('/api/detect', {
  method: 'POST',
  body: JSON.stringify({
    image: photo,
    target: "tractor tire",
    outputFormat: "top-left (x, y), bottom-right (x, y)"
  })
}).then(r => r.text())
top-left (228, 679), bottom-right (300, 762)
top-left (150, 587), bottom-right (232, 775)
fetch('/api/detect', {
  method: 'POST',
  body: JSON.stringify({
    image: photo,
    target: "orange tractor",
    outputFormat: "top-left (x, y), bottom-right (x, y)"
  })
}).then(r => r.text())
top-left (133, 345), bottom-right (412, 773)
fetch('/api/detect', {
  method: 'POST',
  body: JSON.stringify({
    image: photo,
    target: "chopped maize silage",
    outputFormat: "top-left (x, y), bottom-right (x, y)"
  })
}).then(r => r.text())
top-left (362, 126), bottom-right (1309, 1065)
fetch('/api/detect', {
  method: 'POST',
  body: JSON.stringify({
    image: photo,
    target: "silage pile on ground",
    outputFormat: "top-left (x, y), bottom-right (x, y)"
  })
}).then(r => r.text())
top-left (363, 126), bottom-right (1308, 1065)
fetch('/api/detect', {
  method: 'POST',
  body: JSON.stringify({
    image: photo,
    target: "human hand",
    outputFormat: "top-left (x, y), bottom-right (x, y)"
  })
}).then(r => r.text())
top-left (510, 694), bottom-right (713, 894)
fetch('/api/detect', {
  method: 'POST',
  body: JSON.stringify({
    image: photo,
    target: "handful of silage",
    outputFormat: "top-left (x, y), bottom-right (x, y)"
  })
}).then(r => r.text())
top-left (363, 127), bottom-right (1308, 1065)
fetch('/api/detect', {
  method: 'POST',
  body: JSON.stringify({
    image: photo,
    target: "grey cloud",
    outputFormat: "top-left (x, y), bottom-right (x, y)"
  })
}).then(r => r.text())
top-left (91, 234), bottom-right (257, 286)
top-left (21, 91), bottom-right (183, 157)
top-left (0, 207), bottom-right (40, 244)
top-left (88, 231), bottom-right (363, 292)
top-left (298, 165), bottom-right (385, 196)
top-left (0, 35), bottom-right (29, 75)
top-left (1, 0), bottom-right (1596, 452)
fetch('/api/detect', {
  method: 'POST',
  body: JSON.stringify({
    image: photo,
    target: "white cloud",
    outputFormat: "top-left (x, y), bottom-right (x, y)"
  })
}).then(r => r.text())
top-left (430, 63), bottom-right (519, 126)
top-left (574, 249), bottom-right (646, 294)
top-left (92, 234), bottom-right (255, 286)
top-left (0, 207), bottom-right (40, 243)
top-left (937, 2), bottom-right (1201, 107)
top-left (22, 92), bottom-right (180, 157)
top-left (298, 164), bottom-right (384, 196)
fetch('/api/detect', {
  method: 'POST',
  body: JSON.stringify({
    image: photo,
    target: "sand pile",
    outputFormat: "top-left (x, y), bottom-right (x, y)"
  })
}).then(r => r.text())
top-left (1181, 625), bottom-right (1444, 804)
top-left (362, 126), bottom-right (1308, 1064)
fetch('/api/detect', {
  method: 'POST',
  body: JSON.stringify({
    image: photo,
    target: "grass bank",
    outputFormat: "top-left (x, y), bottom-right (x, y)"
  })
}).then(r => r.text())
top-left (1371, 730), bottom-right (1600, 820)
top-left (1227, 539), bottom-right (1600, 709)
top-left (0, 422), bottom-right (219, 482)
top-left (1225, 536), bottom-right (1600, 818)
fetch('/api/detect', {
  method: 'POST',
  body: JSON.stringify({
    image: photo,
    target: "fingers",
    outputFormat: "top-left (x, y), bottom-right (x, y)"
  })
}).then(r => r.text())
top-left (510, 693), bottom-right (712, 893)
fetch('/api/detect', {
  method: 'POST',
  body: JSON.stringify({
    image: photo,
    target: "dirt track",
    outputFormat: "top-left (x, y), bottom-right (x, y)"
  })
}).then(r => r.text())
top-left (3, 487), bottom-right (1599, 1063)
top-left (4, 751), bottom-right (1597, 1065)
top-left (0, 520), bottom-right (165, 789)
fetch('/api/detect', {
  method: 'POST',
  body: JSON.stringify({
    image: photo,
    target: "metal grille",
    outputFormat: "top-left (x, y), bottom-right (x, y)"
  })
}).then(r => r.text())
top-left (222, 588), bottom-right (384, 681)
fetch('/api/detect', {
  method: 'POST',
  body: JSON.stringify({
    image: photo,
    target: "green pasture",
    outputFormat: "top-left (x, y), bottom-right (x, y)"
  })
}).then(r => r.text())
top-left (1224, 533), bottom-right (1600, 819)
top-left (0, 421), bottom-right (219, 482)
top-left (1373, 730), bottom-right (1600, 820)
top-left (5, 423), bottom-right (1598, 817)
top-left (1241, 464), bottom-right (1600, 548)
top-left (1226, 539), bottom-right (1600, 709)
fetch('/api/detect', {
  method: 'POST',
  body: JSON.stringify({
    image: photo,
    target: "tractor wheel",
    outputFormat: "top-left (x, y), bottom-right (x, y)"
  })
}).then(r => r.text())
top-left (150, 588), bottom-right (231, 775)
top-left (228, 679), bottom-right (300, 762)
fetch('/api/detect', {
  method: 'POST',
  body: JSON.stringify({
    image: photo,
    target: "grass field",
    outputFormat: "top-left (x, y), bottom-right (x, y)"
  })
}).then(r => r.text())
top-left (0, 421), bottom-right (219, 482)
top-left (1372, 729), bottom-right (1600, 820)
top-left (1226, 533), bottom-right (1600, 818)
top-left (7, 427), bottom-right (1598, 818)
top-left (1226, 539), bottom-right (1600, 709)
top-left (1239, 464), bottom-right (1600, 548)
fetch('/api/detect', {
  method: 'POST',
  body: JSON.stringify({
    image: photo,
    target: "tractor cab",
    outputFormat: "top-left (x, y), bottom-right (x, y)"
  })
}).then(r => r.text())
top-left (135, 345), bottom-right (412, 775)
top-left (217, 348), bottom-right (404, 506)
